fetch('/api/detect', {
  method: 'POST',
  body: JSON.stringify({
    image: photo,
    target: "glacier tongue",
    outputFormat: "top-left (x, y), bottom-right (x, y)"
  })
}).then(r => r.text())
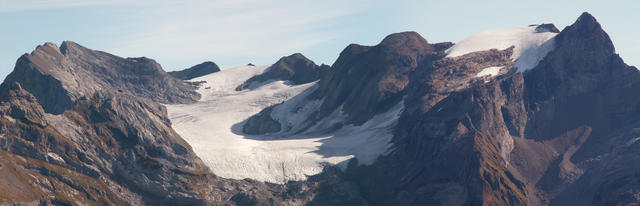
top-left (165, 65), bottom-right (401, 184)
top-left (446, 25), bottom-right (557, 72)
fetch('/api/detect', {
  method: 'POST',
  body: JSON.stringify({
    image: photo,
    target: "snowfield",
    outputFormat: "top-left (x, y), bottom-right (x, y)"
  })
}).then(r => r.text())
top-left (446, 25), bottom-right (558, 72)
top-left (165, 65), bottom-right (401, 183)
top-left (476, 66), bottom-right (503, 77)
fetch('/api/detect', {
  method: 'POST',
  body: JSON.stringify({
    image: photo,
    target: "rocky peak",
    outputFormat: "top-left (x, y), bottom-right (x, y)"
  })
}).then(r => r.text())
top-left (525, 11), bottom-right (622, 101)
top-left (554, 12), bottom-right (614, 55)
top-left (379, 31), bottom-right (430, 49)
top-left (286, 52), bottom-right (306, 59)
top-left (0, 41), bottom-right (200, 114)
top-left (272, 53), bottom-right (316, 73)
top-left (168, 61), bottom-right (221, 80)
top-left (37, 42), bottom-right (63, 56)
top-left (521, 11), bottom-right (639, 152)
top-left (514, 12), bottom-right (640, 204)
top-left (575, 12), bottom-right (603, 30)
top-left (535, 23), bottom-right (560, 33)
top-left (311, 31), bottom-right (446, 125)
top-left (235, 53), bottom-right (327, 90)
top-left (59, 40), bottom-right (85, 56)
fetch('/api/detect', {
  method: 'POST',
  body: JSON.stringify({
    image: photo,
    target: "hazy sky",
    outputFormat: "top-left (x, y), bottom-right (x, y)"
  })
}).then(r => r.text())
top-left (1, 0), bottom-right (638, 81)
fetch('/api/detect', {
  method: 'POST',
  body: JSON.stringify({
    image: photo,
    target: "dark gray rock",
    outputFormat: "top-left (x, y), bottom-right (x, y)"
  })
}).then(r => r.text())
top-left (236, 53), bottom-right (328, 91)
top-left (242, 106), bottom-right (282, 135)
top-left (536, 23), bottom-right (561, 33)
top-left (168, 61), bottom-right (220, 80)
top-left (310, 32), bottom-right (452, 125)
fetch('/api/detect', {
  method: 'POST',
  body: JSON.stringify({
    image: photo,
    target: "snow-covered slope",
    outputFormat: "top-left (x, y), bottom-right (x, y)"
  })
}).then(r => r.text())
top-left (446, 25), bottom-right (557, 72)
top-left (165, 65), bottom-right (401, 183)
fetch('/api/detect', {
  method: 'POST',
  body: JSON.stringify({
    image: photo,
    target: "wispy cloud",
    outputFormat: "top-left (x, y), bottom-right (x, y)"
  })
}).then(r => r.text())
top-left (1, 0), bottom-right (368, 69)
top-left (2, 0), bottom-right (639, 79)
top-left (0, 0), bottom-right (133, 12)
top-left (94, 0), bottom-right (368, 69)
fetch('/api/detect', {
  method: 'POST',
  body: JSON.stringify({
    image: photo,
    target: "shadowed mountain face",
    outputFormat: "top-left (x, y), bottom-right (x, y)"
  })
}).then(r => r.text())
top-left (168, 61), bottom-right (220, 80)
top-left (1, 12), bottom-right (639, 206)
top-left (317, 12), bottom-right (640, 206)
top-left (311, 32), bottom-right (453, 125)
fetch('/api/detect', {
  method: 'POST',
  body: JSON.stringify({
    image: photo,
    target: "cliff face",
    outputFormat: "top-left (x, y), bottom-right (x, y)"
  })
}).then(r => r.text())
top-left (519, 12), bottom-right (640, 206)
top-left (0, 82), bottom-right (207, 204)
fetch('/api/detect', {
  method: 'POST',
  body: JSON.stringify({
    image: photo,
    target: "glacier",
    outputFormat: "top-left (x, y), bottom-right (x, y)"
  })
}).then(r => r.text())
top-left (165, 65), bottom-right (402, 183)
top-left (446, 25), bottom-right (557, 72)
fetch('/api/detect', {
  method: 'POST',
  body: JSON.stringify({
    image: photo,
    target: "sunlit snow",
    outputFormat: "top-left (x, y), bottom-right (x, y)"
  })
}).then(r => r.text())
top-left (165, 65), bottom-right (401, 183)
top-left (446, 25), bottom-right (557, 72)
top-left (476, 66), bottom-right (503, 77)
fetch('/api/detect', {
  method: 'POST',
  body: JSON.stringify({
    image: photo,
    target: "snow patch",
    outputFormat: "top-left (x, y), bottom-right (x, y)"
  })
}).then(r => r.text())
top-left (476, 66), bottom-right (503, 77)
top-left (47, 152), bottom-right (65, 163)
top-left (166, 65), bottom-right (401, 183)
top-left (627, 136), bottom-right (640, 146)
top-left (3, 116), bottom-right (15, 123)
top-left (446, 26), bottom-right (557, 72)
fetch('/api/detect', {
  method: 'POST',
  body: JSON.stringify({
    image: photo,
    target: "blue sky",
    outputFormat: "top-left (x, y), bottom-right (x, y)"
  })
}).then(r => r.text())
top-left (1, 0), bottom-right (638, 81)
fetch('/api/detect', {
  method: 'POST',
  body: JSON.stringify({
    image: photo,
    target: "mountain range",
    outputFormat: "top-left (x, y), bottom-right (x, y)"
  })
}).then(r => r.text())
top-left (0, 12), bottom-right (639, 206)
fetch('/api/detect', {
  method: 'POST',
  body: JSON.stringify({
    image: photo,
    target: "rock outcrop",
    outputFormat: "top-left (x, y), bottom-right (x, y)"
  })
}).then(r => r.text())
top-left (168, 61), bottom-right (220, 80)
top-left (536, 23), bottom-right (561, 33)
top-left (236, 53), bottom-right (328, 90)
top-left (242, 106), bottom-right (282, 135)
